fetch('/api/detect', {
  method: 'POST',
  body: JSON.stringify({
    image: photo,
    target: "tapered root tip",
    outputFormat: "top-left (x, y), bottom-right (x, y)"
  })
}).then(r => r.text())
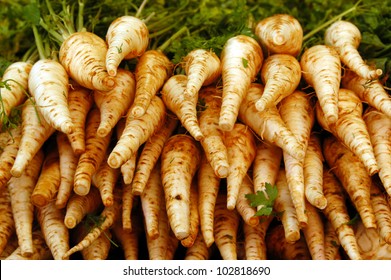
top-left (255, 99), bottom-right (266, 113)
top-left (97, 126), bottom-right (110, 138)
top-left (192, 131), bottom-right (204, 141)
top-left (248, 216), bottom-right (260, 227)
top-left (226, 198), bottom-right (236, 211)
top-left (130, 106), bottom-right (146, 119)
top-left (108, 153), bottom-right (122, 169)
top-left (215, 165), bottom-right (229, 178)
top-left (219, 120), bottom-right (234, 132)
top-left (31, 194), bottom-right (49, 208)
top-left (107, 67), bottom-right (117, 77)
top-left (204, 235), bottom-right (215, 248)
top-left (104, 76), bottom-right (116, 89)
top-left (73, 178), bottom-right (91, 196)
top-left (147, 229), bottom-right (160, 241)
top-left (10, 166), bottom-right (23, 178)
top-left (64, 217), bottom-right (77, 229)
top-left (174, 230), bottom-right (190, 241)
top-left (61, 122), bottom-right (75, 135)
top-left (313, 196), bottom-right (328, 210)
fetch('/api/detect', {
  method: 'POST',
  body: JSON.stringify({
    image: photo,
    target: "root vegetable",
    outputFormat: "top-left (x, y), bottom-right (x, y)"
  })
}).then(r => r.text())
top-left (161, 134), bottom-right (201, 240)
top-left (108, 95), bottom-right (166, 169)
top-left (62, 186), bottom-right (122, 259)
top-left (0, 126), bottom-right (22, 189)
top-left (274, 168), bottom-right (301, 243)
top-left (11, 100), bottom-right (55, 177)
top-left (243, 215), bottom-right (273, 260)
top-left (64, 187), bottom-right (102, 229)
top-left (31, 143), bottom-right (61, 208)
top-left (252, 141), bottom-right (282, 211)
top-left (131, 115), bottom-right (178, 195)
top-left (238, 83), bottom-right (305, 161)
top-left (214, 192), bottom-right (240, 260)
top-left (324, 20), bottom-right (383, 80)
top-left (94, 68), bottom-right (136, 138)
top-left (323, 135), bottom-right (377, 229)
top-left (66, 85), bottom-right (94, 155)
top-left (28, 59), bottom-right (74, 134)
top-left (342, 70), bottom-right (391, 118)
top-left (59, 31), bottom-right (115, 91)
top-left (161, 74), bottom-right (203, 140)
top-left (105, 15), bottom-right (149, 77)
top-left (300, 44), bottom-right (341, 125)
top-left (255, 54), bottom-right (301, 112)
top-left (316, 88), bottom-right (379, 176)
top-left (219, 35), bottom-right (263, 131)
top-left (8, 150), bottom-right (44, 257)
top-left (56, 132), bottom-right (78, 209)
top-left (140, 162), bottom-right (164, 240)
top-left (363, 107), bottom-right (391, 197)
top-left (182, 49), bottom-right (221, 98)
top-left (0, 61), bottom-right (32, 121)
top-left (322, 165), bottom-right (362, 260)
top-left (198, 87), bottom-right (229, 178)
top-left (36, 200), bottom-right (69, 260)
top-left (279, 90), bottom-right (315, 226)
top-left (304, 133), bottom-right (327, 209)
top-left (197, 151), bottom-right (221, 248)
top-left (130, 50), bottom-right (173, 118)
top-left (254, 14), bottom-right (303, 56)
top-left (225, 123), bottom-right (256, 210)
top-left (74, 107), bottom-right (113, 196)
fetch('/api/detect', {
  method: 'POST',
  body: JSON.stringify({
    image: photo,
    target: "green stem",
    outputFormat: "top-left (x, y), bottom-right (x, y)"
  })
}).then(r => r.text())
top-left (157, 26), bottom-right (189, 52)
top-left (135, 0), bottom-right (148, 18)
top-left (303, 1), bottom-right (362, 41)
top-left (32, 25), bottom-right (47, 60)
top-left (77, 0), bottom-right (85, 31)
top-left (40, 19), bottom-right (65, 44)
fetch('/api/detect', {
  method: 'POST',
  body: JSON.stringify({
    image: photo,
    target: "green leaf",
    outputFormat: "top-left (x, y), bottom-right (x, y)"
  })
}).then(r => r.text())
top-left (245, 182), bottom-right (278, 217)
top-left (22, 3), bottom-right (41, 26)
top-left (242, 57), bottom-right (248, 68)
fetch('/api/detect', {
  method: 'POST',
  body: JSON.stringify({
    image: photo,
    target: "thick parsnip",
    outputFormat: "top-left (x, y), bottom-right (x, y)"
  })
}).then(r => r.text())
top-left (254, 14), bottom-right (303, 56)
top-left (255, 54), bottom-right (301, 112)
top-left (323, 136), bottom-right (377, 229)
top-left (105, 15), bottom-right (149, 77)
top-left (8, 150), bottom-right (44, 257)
top-left (324, 20), bottom-right (383, 80)
top-left (304, 133), bottom-right (327, 209)
top-left (238, 83), bottom-right (305, 161)
top-left (161, 74), bottom-right (203, 141)
top-left (74, 107), bottom-right (113, 196)
top-left (108, 95), bottom-right (166, 169)
top-left (316, 88), bottom-right (379, 176)
top-left (182, 49), bottom-right (221, 98)
top-left (219, 35), bottom-right (263, 131)
top-left (225, 123), bottom-right (256, 210)
top-left (214, 192), bottom-right (240, 260)
top-left (130, 50), bottom-right (173, 118)
top-left (300, 44), bottom-right (341, 125)
top-left (198, 87), bottom-right (229, 178)
top-left (197, 151), bottom-right (221, 248)
top-left (94, 68), bottom-right (136, 137)
top-left (322, 165), bottom-right (362, 260)
top-left (161, 134), bottom-right (201, 240)
top-left (11, 100), bottom-right (55, 177)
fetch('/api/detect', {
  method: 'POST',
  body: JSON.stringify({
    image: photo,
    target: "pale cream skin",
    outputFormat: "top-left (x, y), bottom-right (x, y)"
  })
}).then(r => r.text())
top-left (325, 20), bottom-right (382, 80)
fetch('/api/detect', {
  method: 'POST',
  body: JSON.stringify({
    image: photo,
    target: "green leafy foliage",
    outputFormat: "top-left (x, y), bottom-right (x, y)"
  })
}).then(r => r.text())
top-left (245, 182), bottom-right (278, 217)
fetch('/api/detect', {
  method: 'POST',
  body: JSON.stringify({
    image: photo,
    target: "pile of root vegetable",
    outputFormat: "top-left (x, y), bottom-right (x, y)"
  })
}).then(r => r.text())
top-left (1, 0), bottom-right (391, 260)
